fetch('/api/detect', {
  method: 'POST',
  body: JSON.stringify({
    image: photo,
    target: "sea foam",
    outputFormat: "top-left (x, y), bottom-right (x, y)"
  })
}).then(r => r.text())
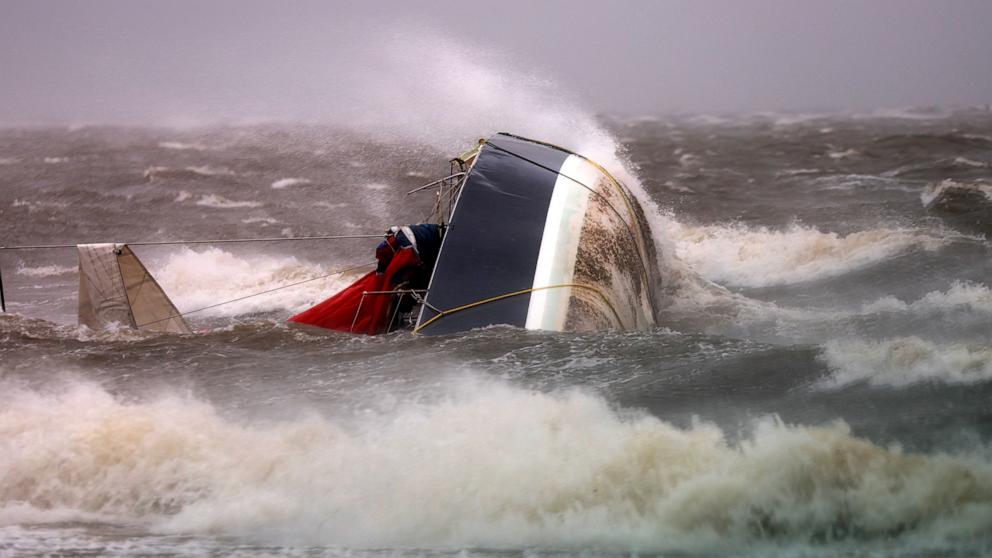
top-left (194, 194), bottom-right (263, 209)
top-left (663, 221), bottom-right (950, 288)
top-left (821, 337), bottom-right (992, 387)
top-left (15, 264), bottom-right (75, 278)
top-left (271, 177), bottom-right (311, 189)
top-left (861, 281), bottom-right (992, 315)
top-left (151, 247), bottom-right (362, 318)
top-left (0, 378), bottom-right (989, 551)
top-left (158, 141), bottom-right (210, 151)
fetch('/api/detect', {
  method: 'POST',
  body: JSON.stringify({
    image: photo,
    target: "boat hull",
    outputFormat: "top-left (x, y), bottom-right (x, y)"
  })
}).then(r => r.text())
top-left (415, 134), bottom-right (657, 335)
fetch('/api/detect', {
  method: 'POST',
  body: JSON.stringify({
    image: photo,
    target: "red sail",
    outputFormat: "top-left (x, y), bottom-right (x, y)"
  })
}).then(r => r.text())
top-left (288, 247), bottom-right (419, 334)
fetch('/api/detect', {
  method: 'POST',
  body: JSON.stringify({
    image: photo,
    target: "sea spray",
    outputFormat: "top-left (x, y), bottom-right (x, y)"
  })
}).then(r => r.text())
top-left (151, 247), bottom-right (359, 318)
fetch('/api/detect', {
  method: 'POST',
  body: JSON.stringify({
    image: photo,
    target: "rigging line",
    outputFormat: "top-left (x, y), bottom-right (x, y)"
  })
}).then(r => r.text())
top-left (0, 259), bottom-right (6, 312)
top-left (490, 133), bottom-right (655, 273)
top-left (486, 140), bottom-right (644, 236)
top-left (135, 261), bottom-right (373, 329)
top-left (0, 234), bottom-right (383, 251)
top-left (414, 283), bottom-right (624, 333)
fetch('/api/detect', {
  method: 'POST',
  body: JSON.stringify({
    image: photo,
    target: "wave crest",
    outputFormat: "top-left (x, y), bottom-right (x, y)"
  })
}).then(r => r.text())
top-left (1, 379), bottom-right (990, 550)
top-left (821, 337), bottom-right (992, 386)
top-left (664, 222), bottom-right (948, 288)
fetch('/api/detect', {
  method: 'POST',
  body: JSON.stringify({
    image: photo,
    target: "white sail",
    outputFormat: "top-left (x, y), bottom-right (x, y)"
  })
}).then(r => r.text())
top-left (77, 243), bottom-right (191, 334)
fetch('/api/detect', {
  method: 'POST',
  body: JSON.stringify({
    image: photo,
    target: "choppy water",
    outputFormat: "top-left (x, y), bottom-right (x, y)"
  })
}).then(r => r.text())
top-left (2, 108), bottom-right (992, 557)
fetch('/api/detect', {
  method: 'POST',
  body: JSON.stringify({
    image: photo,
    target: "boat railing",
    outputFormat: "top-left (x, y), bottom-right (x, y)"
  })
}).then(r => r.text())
top-left (351, 288), bottom-right (432, 333)
top-left (408, 159), bottom-right (469, 226)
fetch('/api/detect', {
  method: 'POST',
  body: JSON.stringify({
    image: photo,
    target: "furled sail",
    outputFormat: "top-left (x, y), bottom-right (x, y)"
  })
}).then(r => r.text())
top-left (77, 243), bottom-right (191, 334)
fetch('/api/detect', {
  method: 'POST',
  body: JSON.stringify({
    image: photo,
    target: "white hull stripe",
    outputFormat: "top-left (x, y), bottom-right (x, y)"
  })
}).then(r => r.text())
top-left (526, 155), bottom-right (595, 330)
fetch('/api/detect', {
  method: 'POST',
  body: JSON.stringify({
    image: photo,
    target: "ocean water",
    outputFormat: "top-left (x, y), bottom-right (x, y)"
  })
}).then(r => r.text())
top-left (1, 108), bottom-right (992, 557)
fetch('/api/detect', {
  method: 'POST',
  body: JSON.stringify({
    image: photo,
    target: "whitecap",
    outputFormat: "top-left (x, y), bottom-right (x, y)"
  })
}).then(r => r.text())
top-left (11, 199), bottom-right (69, 212)
top-left (185, 165), bottom-right (234, 176)
top-left (271, 177), bottom-right (312, 189)
top-left (861, 282), bottom-right (992, 315)
top-left (240, 217), bottom-right (279, 225)
top-left (828, 148), bottom-right (861, 160)
top-left (921, 179), bottom-right (992, 207)
top-left (158, 141), bottom-right (209, 151)
top-left (16, 265), bottom-right (75, 278)
top-left (663, 221), bottom-right (949, 288)
top-left (2, 378), bottom-right (990, 551)
top-left (952, 156), bottom-right (990, 169)
top-left (195, 194), bottom-right (262, 209)
top-left (776, 168), bottom-right (824, 178)
top-left (821, 337), bottom-right (992, 386)
top-left (144, 166), bottom-right (234, 181)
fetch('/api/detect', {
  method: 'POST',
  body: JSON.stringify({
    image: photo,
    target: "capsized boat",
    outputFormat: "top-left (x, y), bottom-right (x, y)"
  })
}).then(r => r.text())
top-left (289, 133), bottom-right (660, 335)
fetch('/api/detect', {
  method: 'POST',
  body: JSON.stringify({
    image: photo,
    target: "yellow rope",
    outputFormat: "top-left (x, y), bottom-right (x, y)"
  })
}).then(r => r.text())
top-left (413, 282), bottom-right (624, 333)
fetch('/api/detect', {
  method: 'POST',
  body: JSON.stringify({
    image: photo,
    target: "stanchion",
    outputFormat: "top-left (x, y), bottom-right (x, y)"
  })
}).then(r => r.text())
top-left (0, 258), bottom-right (6, 312)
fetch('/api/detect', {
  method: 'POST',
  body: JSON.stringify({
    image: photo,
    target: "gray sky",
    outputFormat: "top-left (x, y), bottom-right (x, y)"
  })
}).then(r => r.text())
top-left (2, 0), bottom-right (990, 125)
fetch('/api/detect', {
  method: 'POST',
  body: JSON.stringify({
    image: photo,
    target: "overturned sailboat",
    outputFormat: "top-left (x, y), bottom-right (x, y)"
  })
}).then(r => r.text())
top-left (2, 133), bottom-right (658, 337)
top-left (291, 133), bottom-right (659, 335)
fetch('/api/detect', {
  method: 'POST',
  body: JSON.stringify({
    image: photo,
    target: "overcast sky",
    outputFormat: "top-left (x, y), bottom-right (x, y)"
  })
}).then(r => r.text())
top-left (2, 0), bottom-right (990, 125)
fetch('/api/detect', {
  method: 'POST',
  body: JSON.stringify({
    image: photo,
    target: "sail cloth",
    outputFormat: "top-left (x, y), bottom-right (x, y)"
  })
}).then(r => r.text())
top-left (288, 247), bottom-right (420, 334)
top-left (77, 243), bottom-right (191, 334)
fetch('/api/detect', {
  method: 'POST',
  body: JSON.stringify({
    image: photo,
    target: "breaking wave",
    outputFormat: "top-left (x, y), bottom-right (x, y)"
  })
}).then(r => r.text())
top-left (663, 222), bottom-right (951, 288)
top-left (821, 337), bottom-right (992, 387)
top-left (885, 157), bottom-right (991, 179)
top-left (1, 378), bottom-right (990, 552)
top-left (861, 282), bottom-right (992, 315)
top-left (922, 179), bottom-right (992, 207)
top-left (151, 247), bottom-right (361, 318)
